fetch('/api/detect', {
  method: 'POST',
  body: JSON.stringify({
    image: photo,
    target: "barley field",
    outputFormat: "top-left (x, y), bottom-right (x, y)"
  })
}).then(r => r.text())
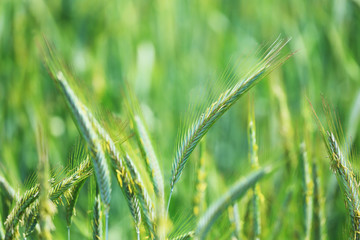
top-left (1, 0), bottom-right (360, 239)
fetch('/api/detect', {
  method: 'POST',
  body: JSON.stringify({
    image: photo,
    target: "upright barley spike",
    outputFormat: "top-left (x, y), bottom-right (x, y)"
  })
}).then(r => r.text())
top-left (168, 38), bottom-right (291, 212)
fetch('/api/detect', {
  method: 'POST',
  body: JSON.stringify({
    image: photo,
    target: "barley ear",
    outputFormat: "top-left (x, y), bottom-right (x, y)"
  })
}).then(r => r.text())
top-left (4, 185), bottom-right (40, 240)
top-left (169, 38), bottom-right (291, 210)
top-left (123, 154), bottom-right (156, 238)
top-left (196, 166), bottom-right (273, 239)
top-left (327, 132), bottom-right (360, 239)
top-left (42, 41), bottom-right (112, 212)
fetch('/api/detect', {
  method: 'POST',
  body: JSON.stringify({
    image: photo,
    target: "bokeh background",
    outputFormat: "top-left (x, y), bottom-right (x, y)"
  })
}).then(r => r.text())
top-left (1, 0), bottom-right (360, 239)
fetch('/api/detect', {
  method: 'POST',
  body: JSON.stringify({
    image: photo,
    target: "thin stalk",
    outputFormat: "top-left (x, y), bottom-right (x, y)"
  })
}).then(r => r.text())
top-left (300, 142), bottom-right (313, 240)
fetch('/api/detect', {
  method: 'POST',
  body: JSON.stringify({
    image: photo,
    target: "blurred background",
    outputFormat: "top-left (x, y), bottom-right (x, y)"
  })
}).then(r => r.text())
top-left (1, 0), bottom-right (360, 239)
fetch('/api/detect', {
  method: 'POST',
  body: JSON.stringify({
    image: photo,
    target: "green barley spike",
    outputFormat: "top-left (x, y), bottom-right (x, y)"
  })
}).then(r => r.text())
top-left (4, 157), bottom-right (91, 240)
top-left (196, 166), bottom-right (273, 239)
top-left (169, 38), bottom-right (290, 212)
top-left (327, 132), bottom-right (360, 239)
top-left (123, 154), bottom-right (156, 238)
top-left (43, 42), bottom-right (112, 212)
top-left (114, 160), bottom-right (142, 240)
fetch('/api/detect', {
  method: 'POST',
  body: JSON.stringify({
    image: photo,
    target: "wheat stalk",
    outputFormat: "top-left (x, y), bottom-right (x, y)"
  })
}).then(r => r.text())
top-left (169, 38), bottom-right (290, 210)
top-left (248, 102), bottom-right (261, 240)
top-left (299, 142), bottom-right (313, 240)
top-left (312, 162), bottom-right (327, 240)
top-left (93, 194), bottom-right (102, 240)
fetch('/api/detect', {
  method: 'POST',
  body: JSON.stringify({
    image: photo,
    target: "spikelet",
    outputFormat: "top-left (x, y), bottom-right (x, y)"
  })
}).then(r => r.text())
top-left (4, 185), bottom-right (40, 240)
top-left (168, 231), bottom-right (194, 240)
top-left (113, 157), bottom-right (142, 239)
top-left (123, 154), bottom-right (156, 238)
top-left (4, 157), bottom-right (91, 240)
top-left (196, 166), bottom-right (273, 239)
top-left (23, 204), bottom-right (39, 238)
top-left (169, 38), bottom-right (291, 209)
